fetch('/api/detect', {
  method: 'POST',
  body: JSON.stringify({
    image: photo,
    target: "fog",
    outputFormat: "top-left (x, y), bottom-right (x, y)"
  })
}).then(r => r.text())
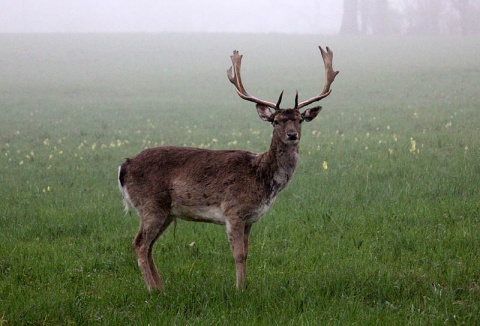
top-left (1, 1), bottom-right (478, 36)
top-left (0, 0), bottom-right (342, 34)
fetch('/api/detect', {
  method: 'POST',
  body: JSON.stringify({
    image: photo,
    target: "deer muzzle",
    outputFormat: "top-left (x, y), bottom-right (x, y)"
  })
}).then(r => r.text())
top-left (287, 130), bottom-right (299, 141)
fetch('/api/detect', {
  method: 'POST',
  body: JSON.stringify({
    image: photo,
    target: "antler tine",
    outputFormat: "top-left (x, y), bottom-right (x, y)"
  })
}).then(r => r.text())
top-left (227, 50), bottom-right (279, 109)
top-left (276, 90), bottom-right (284, 108)
top-left (296, 46), bottom-right (340, 110)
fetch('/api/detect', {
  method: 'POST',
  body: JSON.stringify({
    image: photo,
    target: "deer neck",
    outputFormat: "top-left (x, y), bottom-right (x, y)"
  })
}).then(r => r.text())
top-left (257, 137), bottom-right (299, 196)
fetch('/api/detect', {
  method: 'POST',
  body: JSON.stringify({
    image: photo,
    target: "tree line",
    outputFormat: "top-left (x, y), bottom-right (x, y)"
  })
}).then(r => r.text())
top-left (340, 0), bottom-right (480, 35)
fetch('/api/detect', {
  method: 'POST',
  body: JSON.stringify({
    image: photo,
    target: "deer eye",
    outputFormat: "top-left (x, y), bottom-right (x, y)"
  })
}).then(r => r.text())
top-left (273, 120), bottom-right (280, 125)
top-left (299, 118), bottom-right (305, 124)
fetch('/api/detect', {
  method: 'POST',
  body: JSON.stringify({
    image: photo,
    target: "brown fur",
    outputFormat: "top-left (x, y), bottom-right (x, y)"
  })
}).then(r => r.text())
top-left (119, 108), bottom-right (320, 289)
top-left (118, 48), bottom-right (338, 290)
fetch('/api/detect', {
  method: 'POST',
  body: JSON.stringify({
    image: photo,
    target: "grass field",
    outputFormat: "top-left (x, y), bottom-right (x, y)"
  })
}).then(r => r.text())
top-left (0, 33), bottom-right (479, 324)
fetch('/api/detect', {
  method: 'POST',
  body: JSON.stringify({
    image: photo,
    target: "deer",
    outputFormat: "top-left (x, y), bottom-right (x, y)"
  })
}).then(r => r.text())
top-left (117, 46), bottom-right (339, 290)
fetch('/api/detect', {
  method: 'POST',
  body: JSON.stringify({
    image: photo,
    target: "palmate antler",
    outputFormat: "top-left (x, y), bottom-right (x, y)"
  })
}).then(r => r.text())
top-left (227, 46), bottom-right (339, 110)
top-left (296, 46), bottom-right (340, 110)
top-left (227, 51), bottom-right (283, 110)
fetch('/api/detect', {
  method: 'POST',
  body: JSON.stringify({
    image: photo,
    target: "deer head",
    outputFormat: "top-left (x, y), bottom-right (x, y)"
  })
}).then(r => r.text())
top-left (227, 47), bottom-right (339, 145)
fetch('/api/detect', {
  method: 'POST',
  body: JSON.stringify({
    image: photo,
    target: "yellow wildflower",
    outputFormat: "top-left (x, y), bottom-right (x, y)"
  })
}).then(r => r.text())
top-left (322, 161), bottom-right (328, 170)
top-left (409, 137), bottom-right (418, 154)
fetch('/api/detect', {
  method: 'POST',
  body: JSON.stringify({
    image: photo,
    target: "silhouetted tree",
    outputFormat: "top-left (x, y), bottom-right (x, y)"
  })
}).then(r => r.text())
top-left (340, 0), bottom-right (359, 34)
top-left (361, 0), bottom-right (396, 35)
top-left (343, 0), bottom-right (400, 35)
top-left (423, 0), bottom-right (441, 34)
top-left (451, 0), bottom-right (480, 35)
top-left (372, 0), bottom-right (391, 34)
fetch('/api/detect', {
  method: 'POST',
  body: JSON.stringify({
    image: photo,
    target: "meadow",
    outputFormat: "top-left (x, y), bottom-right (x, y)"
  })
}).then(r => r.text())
top-left (0, 33), bottom-right (479, 325)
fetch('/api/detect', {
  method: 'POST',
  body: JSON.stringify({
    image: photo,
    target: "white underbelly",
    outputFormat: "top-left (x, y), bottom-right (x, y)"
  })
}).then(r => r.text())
top-left (172, 205), bottom-right (227, 224)
top-left (171, 199), bottom-right (275, 225)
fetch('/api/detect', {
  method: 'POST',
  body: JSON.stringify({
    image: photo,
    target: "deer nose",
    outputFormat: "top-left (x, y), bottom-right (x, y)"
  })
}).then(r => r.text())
top-left (287, 130), bottom-right (298, 141)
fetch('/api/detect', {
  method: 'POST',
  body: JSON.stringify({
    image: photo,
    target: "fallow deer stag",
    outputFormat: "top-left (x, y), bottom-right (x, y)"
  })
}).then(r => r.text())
top-left (118, 46), bottom-right (339, 290)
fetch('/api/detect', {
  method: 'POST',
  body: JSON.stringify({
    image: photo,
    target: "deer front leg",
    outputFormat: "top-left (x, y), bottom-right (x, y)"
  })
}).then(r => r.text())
top-left (226, 219), bottom-right (248, 289)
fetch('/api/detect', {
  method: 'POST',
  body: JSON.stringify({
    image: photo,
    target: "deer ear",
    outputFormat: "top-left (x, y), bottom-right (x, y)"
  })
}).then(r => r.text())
top-left (301, 106), bottom-right (322, 122)
top-left (256, 105), bottom-right (274, 122)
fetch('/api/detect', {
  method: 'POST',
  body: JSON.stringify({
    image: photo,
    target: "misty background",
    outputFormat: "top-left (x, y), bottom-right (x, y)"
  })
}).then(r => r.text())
top-left (1, 0), bottom-right (479, 35)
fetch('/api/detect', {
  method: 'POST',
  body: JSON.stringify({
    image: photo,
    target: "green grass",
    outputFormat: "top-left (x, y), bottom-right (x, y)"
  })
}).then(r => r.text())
top-left (0, 34), bottom-right (479, 325)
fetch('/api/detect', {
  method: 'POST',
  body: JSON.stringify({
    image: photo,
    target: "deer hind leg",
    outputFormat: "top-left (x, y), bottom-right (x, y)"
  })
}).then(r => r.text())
top-left (133, 211), bottom-right (172, 290)
top-left (226, 220), bottom-right (250, 289)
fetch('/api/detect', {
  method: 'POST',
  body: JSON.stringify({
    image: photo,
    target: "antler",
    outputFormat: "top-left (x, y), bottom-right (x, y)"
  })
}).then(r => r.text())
top-left (227, 50), bottom-right (283, 110)
top-left (296, 46), bottom-right (340, 110)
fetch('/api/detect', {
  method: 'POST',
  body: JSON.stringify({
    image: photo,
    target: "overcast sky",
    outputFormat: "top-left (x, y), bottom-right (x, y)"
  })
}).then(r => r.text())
top-left (0, 0), bottom-right (343, 34)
